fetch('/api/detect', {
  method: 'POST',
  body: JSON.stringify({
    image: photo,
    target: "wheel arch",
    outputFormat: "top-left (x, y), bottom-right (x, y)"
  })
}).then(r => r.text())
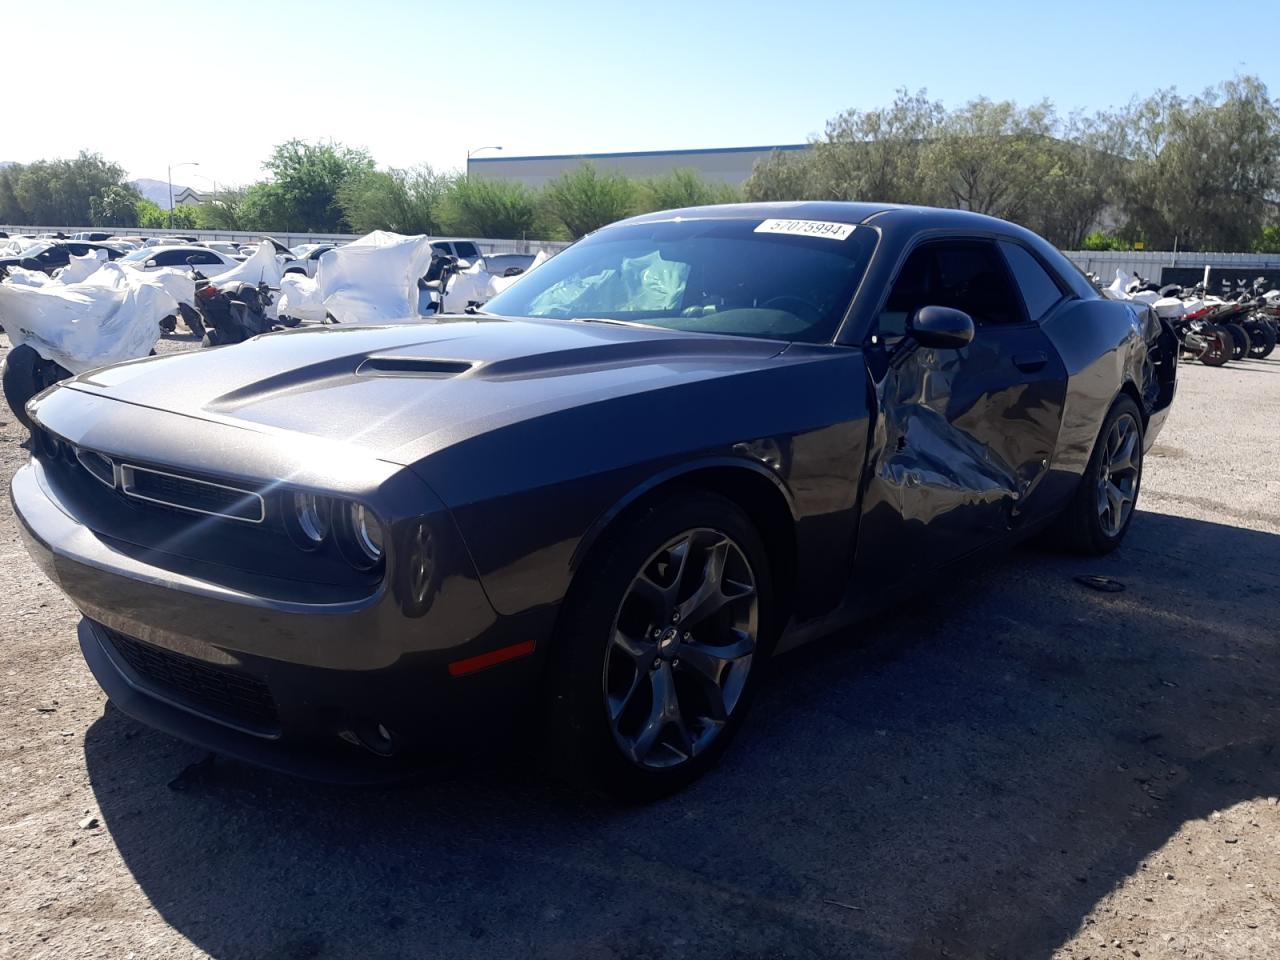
top-left (567, 458), bottom-right (800, 632)
top-left (1118, 379), bottom-right (1147, 426)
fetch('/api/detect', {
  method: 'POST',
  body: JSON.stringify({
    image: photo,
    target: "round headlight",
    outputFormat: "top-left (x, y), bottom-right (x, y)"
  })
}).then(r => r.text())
top-left (349, 502), bottom-right (383, 561)
top-left (294, 492), bottom-right (331, 544)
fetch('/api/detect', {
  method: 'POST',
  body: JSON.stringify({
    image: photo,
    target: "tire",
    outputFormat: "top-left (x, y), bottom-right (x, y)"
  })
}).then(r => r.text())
top-left (2, 344), bottom-right (70, 433)
top-left (1223, 322), bottom-right (1250, 361)
top-left (548, 489), bottom-right (774, 800)
top-left (1045, 394), bottom-right (1144, 555)
top-left (159, 315), bottom-right (177, 334)
top-left (1245, 320), bottom-right (1276, 359)
top-left (177, 304), bottom-right (206, 338)
top-left (201, 331), bottom-right (219, 348)
top-left (1199, 326), bottom-right (1232, 366)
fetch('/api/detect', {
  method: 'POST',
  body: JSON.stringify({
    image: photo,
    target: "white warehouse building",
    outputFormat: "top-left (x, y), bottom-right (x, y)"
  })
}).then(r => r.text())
top-left (467, 144), bottom-right (808, 188)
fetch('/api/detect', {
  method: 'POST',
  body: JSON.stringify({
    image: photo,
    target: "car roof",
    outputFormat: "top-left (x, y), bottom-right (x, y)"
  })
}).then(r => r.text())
top-left (620, 200), bottom-right (1031, 236)
top-left (143, 244), bottom-right (222, 255)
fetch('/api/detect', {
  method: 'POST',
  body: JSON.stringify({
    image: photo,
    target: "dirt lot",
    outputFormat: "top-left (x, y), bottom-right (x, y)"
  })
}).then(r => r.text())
top-left (0, 335), bottom-right (1278, 960)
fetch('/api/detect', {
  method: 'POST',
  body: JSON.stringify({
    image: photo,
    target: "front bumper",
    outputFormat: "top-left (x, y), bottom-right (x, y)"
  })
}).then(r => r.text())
top-left (12, 458), bottom-right (555, 780)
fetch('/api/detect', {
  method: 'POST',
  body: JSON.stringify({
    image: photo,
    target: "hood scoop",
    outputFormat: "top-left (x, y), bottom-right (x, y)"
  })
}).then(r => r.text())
top-left (356, 356), bottom-right (474, 378)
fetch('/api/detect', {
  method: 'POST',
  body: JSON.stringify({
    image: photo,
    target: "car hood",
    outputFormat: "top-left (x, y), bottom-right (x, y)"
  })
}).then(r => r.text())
top-left (63, 317), bottom-right (791, 465)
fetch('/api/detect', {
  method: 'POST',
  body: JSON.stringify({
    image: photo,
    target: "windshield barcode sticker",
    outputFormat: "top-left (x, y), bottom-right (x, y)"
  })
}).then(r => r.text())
top-left (754, 218), bottom-right (855, 241)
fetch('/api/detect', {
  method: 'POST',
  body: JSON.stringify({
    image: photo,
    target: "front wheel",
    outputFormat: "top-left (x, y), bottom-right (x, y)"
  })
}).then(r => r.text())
top-left (1045, 394), bottom-right (1144, 555)
top-left (2, 344), bottom-right (71, 432)
top-left (549, 490), bottom-right (773, 799)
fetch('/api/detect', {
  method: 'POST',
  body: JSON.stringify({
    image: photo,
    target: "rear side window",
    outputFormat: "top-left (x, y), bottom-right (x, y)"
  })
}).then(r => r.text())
top-left (999, 240), bottom-right (1066, 321)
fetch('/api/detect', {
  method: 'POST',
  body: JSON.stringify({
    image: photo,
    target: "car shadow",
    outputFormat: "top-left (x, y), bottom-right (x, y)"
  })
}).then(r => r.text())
top-left (84, 509), bottom-right (1280, 960)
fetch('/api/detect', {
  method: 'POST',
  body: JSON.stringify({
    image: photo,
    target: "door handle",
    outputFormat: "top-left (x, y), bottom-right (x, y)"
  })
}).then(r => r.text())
top-left (1013, 351), bottom-right (1048, 372)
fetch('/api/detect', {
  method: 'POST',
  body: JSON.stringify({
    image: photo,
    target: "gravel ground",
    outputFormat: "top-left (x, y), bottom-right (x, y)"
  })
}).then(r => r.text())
top-left (0, 336), bottom-right (1278, 960)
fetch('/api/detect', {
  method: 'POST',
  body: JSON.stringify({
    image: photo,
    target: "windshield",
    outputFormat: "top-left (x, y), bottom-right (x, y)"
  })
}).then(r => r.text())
top-left (120, 248), bottom-right (152, 263)
top-left (484, 218), bottom-right (877, 343)
top-left (12, 241), bottom-right (52, 259)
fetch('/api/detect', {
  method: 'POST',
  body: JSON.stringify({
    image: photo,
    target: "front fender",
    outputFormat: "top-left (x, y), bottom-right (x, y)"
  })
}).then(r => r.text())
top-left (411, 349), bottom-right (872, 619)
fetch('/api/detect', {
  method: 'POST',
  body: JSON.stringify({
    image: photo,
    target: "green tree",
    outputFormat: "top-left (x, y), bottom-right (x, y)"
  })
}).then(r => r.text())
top-left (813, 87), bottom-right (946, 204)
top-left (542, 163), bottom-right (637, 238)
top-left (439, 177), bottom-right (541, 238)
top-left (0, 166), bottom-right (26, 223)
top-left (239, 182), bottom-right (293, 232)
top-left (136, 198), bottom-right (167, 229)
top-left (919, 98), bottom-right (1058, 218)
top-left (636, 168), bottom-right (739, 212)
top-left (743, 149), bottom-right (821, 201)
top-left (10, 152), bottom-right (134, 226)
top-left (261, 139), bottom-right (375, 232)
top-left (1255, 224), bottom-right (1280, 253)
top-left (338, 165), bottom-right (450, 234)
top-left (1117, 77), bottom-right (1280, 250)
top-left (89, 184), bottom-right (143, 227)
top-left (190, 186), bottom-right (251, 231)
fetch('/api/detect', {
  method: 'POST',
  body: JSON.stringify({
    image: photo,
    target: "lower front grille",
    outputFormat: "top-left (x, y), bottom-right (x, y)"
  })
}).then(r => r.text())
top-left (100, 626), bottom-right (280, 732)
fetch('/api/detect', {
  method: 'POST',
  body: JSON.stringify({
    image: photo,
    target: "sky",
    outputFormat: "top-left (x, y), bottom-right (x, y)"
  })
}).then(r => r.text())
top-left (4, 0), bottom-right (1274, 188)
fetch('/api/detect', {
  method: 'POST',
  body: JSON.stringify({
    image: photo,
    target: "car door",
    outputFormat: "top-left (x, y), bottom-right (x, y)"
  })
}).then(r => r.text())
top-left (853, 236), bottom-right (1070, 585)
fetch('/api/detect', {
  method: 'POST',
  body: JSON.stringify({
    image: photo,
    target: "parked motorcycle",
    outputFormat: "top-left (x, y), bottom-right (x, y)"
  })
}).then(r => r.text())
top-left (417, 253), bottom-right (461, 315)
top-left (189, 265), bottom-right (290, 347)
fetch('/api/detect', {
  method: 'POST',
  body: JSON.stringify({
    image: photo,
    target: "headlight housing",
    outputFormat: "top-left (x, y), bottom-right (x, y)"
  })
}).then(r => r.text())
top-left (284, 491), bottom-right (383, 572)
top-left (284, 491), bottom-right (331, 550)
top-left (335, 500), bottom-right (384, 570)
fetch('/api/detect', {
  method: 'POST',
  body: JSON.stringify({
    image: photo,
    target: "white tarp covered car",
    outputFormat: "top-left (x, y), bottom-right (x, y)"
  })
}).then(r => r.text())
top-left (278, 231), bottom-right (433, 325)
top-left (0, 261), bottom-right (194, 374)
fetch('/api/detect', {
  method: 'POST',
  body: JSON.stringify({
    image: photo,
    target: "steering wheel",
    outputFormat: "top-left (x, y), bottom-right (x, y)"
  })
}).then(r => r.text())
top-left (760, 295), bottom-right (823, 326)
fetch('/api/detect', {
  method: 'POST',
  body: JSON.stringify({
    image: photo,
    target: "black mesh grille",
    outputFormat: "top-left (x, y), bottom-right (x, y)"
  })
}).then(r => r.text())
top-left (101, 626), bottom-right (279, 731)
top-left (122, 466), bottom-right (264, 522)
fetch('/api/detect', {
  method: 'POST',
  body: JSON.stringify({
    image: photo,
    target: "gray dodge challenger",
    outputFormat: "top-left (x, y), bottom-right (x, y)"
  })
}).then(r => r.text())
top-left (10, 203), bottom-right (1178, 797)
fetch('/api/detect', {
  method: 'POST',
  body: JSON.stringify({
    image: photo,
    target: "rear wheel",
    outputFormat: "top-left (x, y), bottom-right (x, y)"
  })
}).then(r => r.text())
top-left (549, 490), bottom-right (772, 799)
top-left (1245, 320), bottom-right (1276, 359)
top-left (1046, 395), bottom-right (1144, 555)
top-left (1199, 325), bottom-right (1232, 366)
top-left (1223, 322), bottom-right (1250, 361)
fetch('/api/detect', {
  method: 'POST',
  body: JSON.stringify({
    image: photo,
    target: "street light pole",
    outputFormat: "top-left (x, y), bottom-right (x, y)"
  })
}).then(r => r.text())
top-left (465, 145), bottom-right (503, 177)
top-left (167, 161), bottom-right (199, 229)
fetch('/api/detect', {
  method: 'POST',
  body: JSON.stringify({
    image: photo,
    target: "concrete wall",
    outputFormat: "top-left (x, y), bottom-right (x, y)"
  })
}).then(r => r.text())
top-left (468, 144), bottom-right (809, 188)
top-left (1, 225), bottom-right (570, 256)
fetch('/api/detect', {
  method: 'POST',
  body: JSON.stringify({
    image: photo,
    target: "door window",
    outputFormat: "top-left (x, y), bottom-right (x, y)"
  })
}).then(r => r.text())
top-left (998, 241), bottom-right (1067, 321)
top-left (878, 240), bottom-right (1026, 337)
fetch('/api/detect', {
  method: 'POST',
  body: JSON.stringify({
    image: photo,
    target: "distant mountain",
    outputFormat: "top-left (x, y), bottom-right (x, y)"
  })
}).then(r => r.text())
top-left (130, 178), bottom-right (193, 210)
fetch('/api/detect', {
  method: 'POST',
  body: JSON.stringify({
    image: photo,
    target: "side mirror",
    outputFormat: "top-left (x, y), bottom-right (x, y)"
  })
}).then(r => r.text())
top-left (19, 257), bottom-right (40, 271)
top-left (907, 305), bottom-right (974, 350)
top-left (145, 259), bottom-right (157, 268)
